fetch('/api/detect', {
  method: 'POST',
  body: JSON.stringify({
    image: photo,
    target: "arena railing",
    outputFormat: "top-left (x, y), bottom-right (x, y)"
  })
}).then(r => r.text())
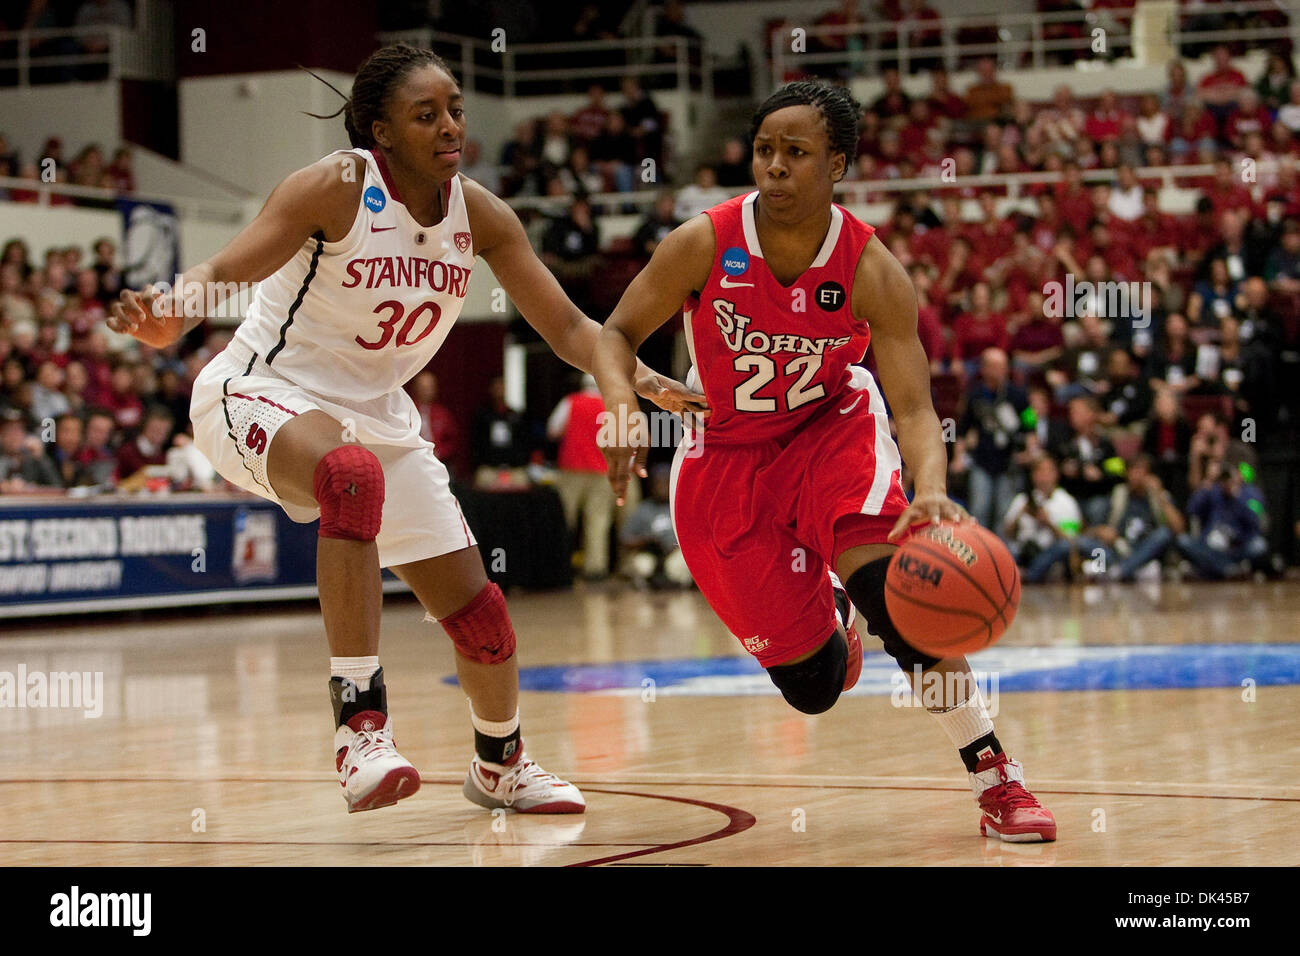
top-left (0, 175), bottom-right (246, 223)
top-left (0, 23), bottom-right (174, 86)
top-left (503, 163), bottom-right (1216, 217)
top-left (376, 30), bottom-right (712, 97)
top-left (768, 1), bottom-right (1300, 88)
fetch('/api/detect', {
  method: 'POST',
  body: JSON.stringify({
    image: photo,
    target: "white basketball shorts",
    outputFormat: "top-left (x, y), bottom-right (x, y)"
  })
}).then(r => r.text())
top-left (190, 339), bottom-right (476, 568)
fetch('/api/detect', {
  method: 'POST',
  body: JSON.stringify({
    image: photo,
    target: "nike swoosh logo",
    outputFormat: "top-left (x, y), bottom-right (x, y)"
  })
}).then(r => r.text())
top-left (719, 276), bottom-right (753, 288)
top-left (839, 394), bottom-right (864, 414)
top-left (370, 225), bottom-right (396, 232)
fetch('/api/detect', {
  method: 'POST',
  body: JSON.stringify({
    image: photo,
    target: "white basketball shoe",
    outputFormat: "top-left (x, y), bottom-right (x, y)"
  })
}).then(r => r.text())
top-left (334, 711), bottom-right (422, 813)
top-left (463, 752), bottom-right (586, 814)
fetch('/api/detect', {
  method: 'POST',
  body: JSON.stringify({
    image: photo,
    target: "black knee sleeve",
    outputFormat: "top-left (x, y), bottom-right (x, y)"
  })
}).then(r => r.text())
top-left (844, 556), bottom-right (942, 673)
top-left (767, 631), bottom-right (845, 715)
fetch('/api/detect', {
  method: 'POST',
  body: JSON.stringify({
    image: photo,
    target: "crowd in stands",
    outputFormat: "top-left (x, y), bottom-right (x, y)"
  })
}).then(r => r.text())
top-left (3, 3), bottom-right (1297, 581)
top-left (0, 0), bottom-right (137, 83)
top-left (0, 133), bottom-right (136, 204)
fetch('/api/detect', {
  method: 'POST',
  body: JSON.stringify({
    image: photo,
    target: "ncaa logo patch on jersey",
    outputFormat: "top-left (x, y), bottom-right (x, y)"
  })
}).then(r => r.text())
top-left (454, 231), bottom-right (471, 253)
top-left (363, 186), bottom-right (387, 213)
top-left (721, 246), bottom-right (749, 276)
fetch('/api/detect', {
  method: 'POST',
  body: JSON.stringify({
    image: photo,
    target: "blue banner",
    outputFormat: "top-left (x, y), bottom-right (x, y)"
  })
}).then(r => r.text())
top-left (117, 198), bottom-right (180, 289)
top-left (0, 494), bottom-right (401, 618)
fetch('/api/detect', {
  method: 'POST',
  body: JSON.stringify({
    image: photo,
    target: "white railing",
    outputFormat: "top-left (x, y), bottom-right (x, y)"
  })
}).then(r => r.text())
top-left (831, 163), bottom-right (1216, 207)
top-left (0, 23), bottom-right (173, 86)
top-left (0, 175), bottom-right (245, 223)
top-left (769, 0), bottom-right (1299, 87)
top-left (377, 30), bottom-right (711, 98)
top-left (502, 162), bottom-right (1217, 218)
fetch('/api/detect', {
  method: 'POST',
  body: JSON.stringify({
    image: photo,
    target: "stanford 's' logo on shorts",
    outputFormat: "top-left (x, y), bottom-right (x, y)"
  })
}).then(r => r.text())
top-left (454, 232), bottom-right (471, 253)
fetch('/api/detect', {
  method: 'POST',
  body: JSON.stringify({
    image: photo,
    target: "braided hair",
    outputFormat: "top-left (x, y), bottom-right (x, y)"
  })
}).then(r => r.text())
top-left (748, 80), bottom-right (861, 181)
top-left (304, 44), bottom-right (455, 149)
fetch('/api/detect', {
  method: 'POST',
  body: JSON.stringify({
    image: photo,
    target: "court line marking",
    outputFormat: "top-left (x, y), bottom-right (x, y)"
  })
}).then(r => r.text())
top-left (0, 782), bottom-right (756, 867)
top-left (1, 772), bottom-right (1294, 802)
top-left (567, 788), bottom-right (756, 867)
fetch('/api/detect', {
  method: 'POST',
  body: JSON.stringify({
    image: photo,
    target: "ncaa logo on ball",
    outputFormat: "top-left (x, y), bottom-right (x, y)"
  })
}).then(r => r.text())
top-left (896, 553), bottom-right (943, 589)
top-left (721, 246), bottom-right (749, 276)
top-left (363, 186), bottom-right (387, 212)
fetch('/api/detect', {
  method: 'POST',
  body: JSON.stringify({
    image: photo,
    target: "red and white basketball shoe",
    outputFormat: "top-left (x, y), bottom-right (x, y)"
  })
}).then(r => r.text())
top-left (334, 711), bottom-right (421, 813)
top-left (830, 574), bottom-right (862, 692)
top-left (463, 752), bottom-right (586, 814)
top-left (972, 752), bottom-right (1057, 842)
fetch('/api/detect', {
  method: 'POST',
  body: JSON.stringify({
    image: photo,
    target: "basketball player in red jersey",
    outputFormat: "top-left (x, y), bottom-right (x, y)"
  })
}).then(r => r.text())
top-left (594, 82), bottom-right (1056, 841)
top-left (107, 45), bottom-right (704, 817)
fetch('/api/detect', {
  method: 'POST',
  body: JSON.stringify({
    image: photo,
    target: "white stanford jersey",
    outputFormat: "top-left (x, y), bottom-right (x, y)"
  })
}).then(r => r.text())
top-left (231, 148), bottom-right (474, 401)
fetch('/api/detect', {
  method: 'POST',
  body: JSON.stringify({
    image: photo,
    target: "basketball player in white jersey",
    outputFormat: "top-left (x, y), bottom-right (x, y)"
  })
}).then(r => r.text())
top-left (107, 44), bottom-right (705, 816)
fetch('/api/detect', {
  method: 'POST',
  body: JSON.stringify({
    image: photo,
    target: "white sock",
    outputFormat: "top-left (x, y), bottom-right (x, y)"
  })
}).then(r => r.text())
top-left (928, 690), bottom-right (995, 750)
top-left (469, 702), bottom-right (520, 739)
top-left (330, 655), bottom-right (380, 691)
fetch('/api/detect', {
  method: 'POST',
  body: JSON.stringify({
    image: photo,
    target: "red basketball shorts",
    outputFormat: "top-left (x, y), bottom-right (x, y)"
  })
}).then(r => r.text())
top-left (670, 368), bottom-right (910, 667)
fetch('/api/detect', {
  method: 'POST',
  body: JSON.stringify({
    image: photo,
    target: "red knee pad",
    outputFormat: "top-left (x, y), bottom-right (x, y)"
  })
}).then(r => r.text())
top-left (314, 445), bottom-right (384, 540)
top-left (440, 582), bottom-right (516, 664)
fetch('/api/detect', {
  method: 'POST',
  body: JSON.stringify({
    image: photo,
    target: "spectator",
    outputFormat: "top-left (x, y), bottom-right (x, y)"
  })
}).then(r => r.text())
top-left (951, 282), bottom-right (1009, 374)
top-left (955, 348), bottom-right (1029, 531)
top-left (1053, 394), bottom-right (1123, 524)
top-left (77, 408), bottom-right (118, 487)
top-left (28, 359), bottom-right (71, 424)
top-left (0, 409), bottom-right (60, 490)
top-left (408, 370), bottom-right (465, 481)
top-left (673, 164), bottom-right (731, 220)
top-left (619, 76), bottom-right (664, 167)
top-left (1145, 312), bottom-right (1200, 396)
top-left (1134, 93), bottom-right (1169, 147)
top-left (1197, 45), bottom-right (1249, 129)
top-left (964, 57), bottom-right (1013, 123)
top-left (1254, 52), bottom-right (1295, 111)
top-left (1187, 411), bottom-right (1230, 492)
top-left (715, 137), bottom-right (751, 188)
top-left (1048, 311), bottom-right (1112, 403)
top-left (471, 377), bottom-right (532, 485)
top-left (589, 111), bottom-right (638, 193)
top-left (570, 85), bottom-right (612, 147)
top-left (1264, 218), bottom-right (1300, 293)
top-left (1092, 454), bottom-right (1184, 581)
top-left (1002, 455), bottom-right (1087, 582)
top-left (925, 68), bottom-right (966, 121)
top-left (47, 412), bottom-right (91, 488)
top-left (633, 192), bottom-right (683, 256)
top-left (115, 405), bottom-right (174, 483)
top-left (1175, 461), bottom-right (1272, 579)
top-left (619, 464), bottom-right (691, 589)
top-left (1003, 293), bottom-right (1066, 379)
top-left (1277, 80), bottom-right (1300, 133)
top-left (547, 374), bottom-right (622, 580)
top-left (1140, 388), bottom-right (1192, 504)
top-left (540, 194), bottom-right (601, 313)
top-left (457, 139), bottom-right (499, 195)
top-left (870, 67), bottom-right (912, 121)
top-left (1096, 347), bottom-right (1152, 429)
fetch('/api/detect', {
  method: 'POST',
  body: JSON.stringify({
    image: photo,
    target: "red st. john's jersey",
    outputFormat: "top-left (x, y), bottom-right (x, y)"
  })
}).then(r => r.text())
top-left (682, 191), bottom-right (877, 443)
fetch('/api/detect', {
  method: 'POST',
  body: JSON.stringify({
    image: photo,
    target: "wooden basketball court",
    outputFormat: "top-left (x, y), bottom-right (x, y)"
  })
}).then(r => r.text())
top-left (2, 580), bottom-right (1297, 866)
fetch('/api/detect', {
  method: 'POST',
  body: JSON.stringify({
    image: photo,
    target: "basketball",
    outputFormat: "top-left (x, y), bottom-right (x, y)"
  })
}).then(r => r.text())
top-left (885, 521), bottom-right (1021, 659)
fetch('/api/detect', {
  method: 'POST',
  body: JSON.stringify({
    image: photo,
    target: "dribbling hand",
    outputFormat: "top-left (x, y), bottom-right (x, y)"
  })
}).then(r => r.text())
top-left (887, 490), bottom-right (971, 543)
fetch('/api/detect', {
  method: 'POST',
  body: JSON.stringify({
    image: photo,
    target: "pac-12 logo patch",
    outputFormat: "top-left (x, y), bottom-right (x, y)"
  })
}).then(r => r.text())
top-left (721, 246), bottom-right (750, 276)
top-left (363, 186), bottom-right (387, 212)
top-left (454, 231), bottom-right (471, 253)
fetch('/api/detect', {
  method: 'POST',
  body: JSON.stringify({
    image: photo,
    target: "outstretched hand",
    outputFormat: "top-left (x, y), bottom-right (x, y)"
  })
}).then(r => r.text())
top-left (107, 286), bottom-right (184, 349)
top-left (635, 372), bottom-right (708, 419)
